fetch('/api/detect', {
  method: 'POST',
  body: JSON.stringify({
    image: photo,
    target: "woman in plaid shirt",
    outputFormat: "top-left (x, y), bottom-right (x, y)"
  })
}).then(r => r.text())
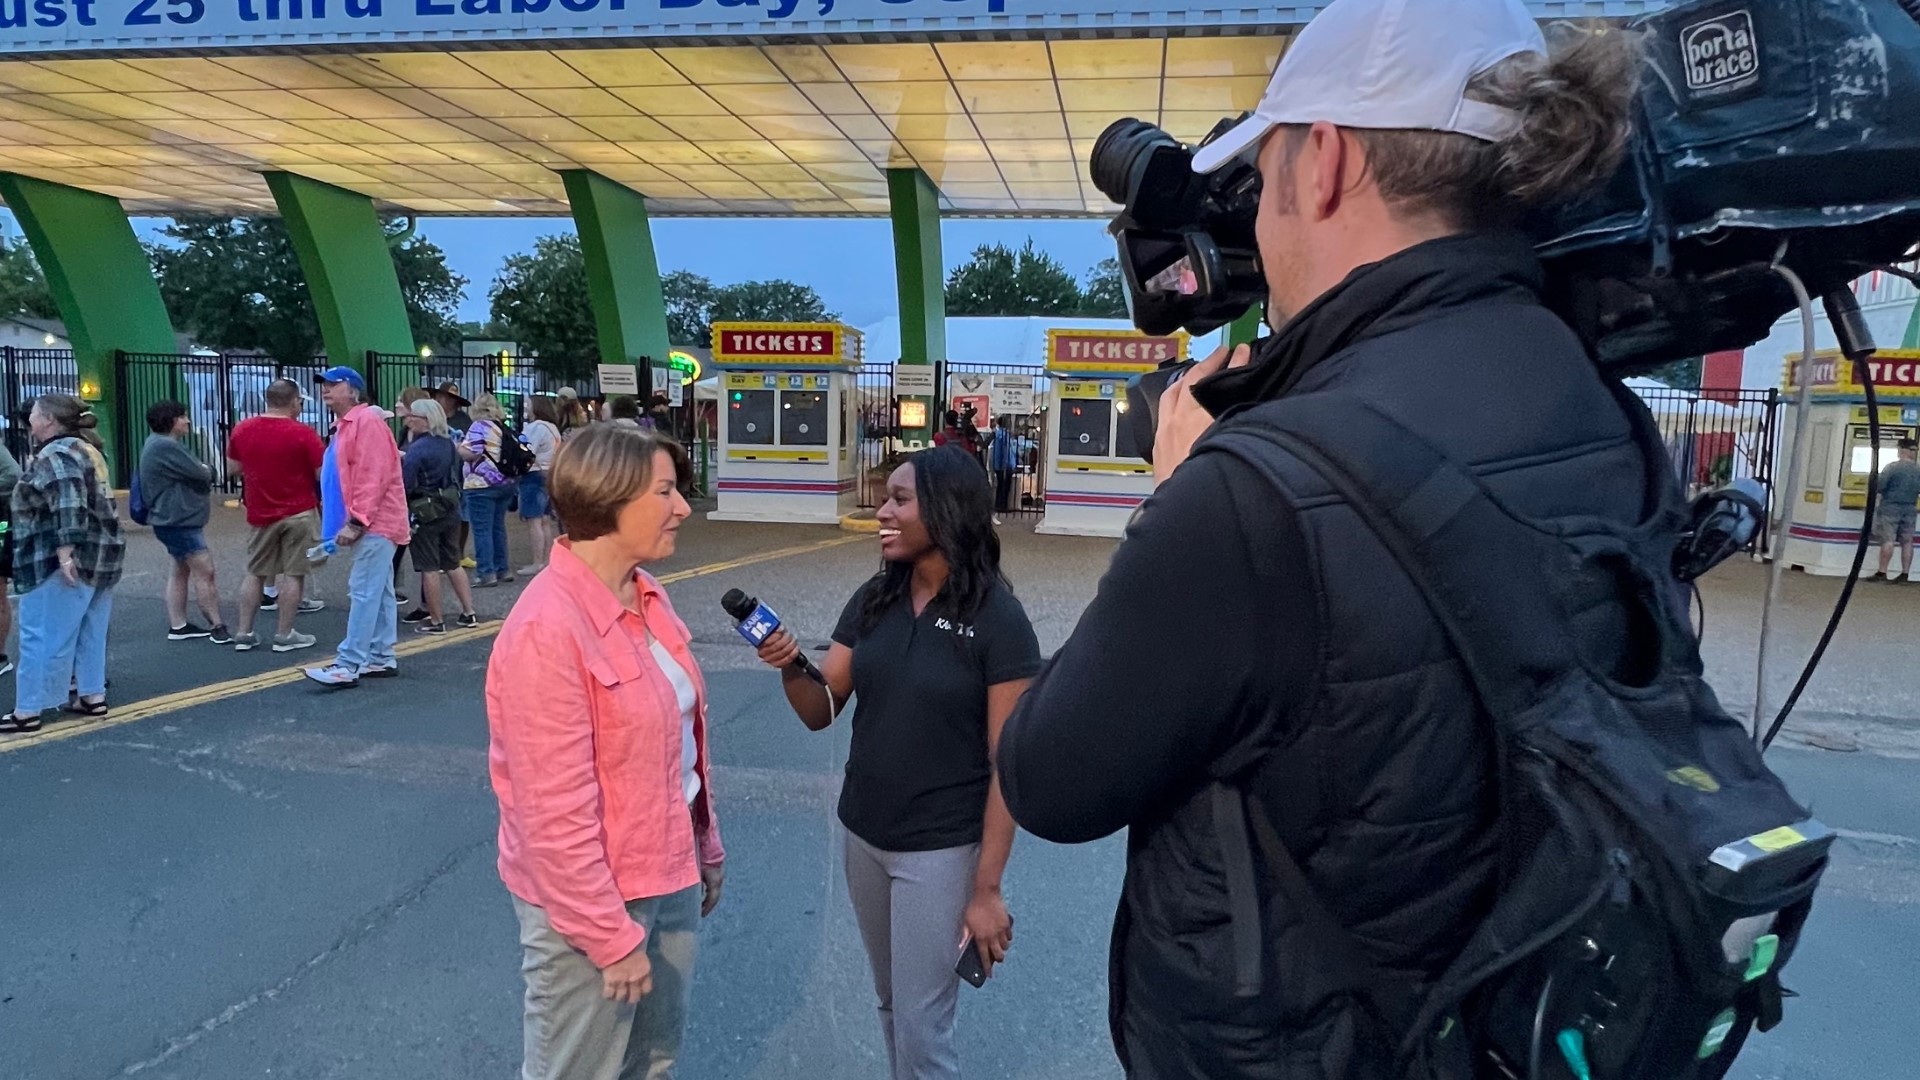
top-left (2, 394), bottom-right (125, 733)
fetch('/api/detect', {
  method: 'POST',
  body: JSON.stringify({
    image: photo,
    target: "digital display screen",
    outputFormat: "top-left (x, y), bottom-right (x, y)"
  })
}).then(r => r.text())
top-left (1145, 256), bottom-right (1199, 297)
top-left (899, 400), bottom-right (928, 429)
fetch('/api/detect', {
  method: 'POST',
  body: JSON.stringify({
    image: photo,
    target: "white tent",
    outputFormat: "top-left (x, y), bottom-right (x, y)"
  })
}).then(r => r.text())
top-left (1625, 376), bottom-right (1744, 422)
top-left (857, 314), bottom-right (1230, 367)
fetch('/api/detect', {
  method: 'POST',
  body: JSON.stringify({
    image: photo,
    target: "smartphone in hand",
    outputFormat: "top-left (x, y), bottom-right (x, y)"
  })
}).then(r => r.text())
top-left (955, 937), bottom-right (988, 988)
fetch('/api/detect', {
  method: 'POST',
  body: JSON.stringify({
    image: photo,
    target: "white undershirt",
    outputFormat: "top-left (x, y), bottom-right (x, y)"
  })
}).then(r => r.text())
top-left (648, 634), bottom-right (701, 804)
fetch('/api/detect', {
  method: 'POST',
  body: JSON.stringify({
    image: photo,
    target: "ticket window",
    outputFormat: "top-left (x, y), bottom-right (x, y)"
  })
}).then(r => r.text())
top-left (1113, 399), bottom-right (1143, 462)
top-left (781, 390), bottom-right (830, 446)
top-left (730, 390), bottom-right (776, 445)
top-left (1059, 399), bottom-right (1112, 458)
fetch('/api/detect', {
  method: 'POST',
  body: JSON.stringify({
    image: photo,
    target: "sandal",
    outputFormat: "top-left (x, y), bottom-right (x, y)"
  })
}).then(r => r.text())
top-left (63, 696), bottom-right (108, 718)
top-left (0, 712), bottom-right (44, 733)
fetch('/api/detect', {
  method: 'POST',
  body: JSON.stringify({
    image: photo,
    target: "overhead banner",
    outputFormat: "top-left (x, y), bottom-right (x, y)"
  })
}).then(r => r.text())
top-left (0, 1), bottom-right (1428, 55)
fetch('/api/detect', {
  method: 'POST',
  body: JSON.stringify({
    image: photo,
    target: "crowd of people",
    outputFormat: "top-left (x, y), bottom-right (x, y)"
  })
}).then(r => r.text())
top-left (0, 372), bottom-right (675, 726)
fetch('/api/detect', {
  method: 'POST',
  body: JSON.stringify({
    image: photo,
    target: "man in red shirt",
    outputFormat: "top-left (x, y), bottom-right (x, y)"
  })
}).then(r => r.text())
top-left (225, 379), bottom-right (326, 652)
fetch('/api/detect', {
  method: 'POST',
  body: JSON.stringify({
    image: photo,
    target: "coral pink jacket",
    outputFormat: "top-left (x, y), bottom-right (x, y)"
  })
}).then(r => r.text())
top-left (487, 540), bottom-right (724, 967)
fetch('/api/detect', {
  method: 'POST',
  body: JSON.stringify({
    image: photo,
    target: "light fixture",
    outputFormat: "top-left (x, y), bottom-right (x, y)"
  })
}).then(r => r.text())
top-left (78, 378), bottom-right (101, 401)
top-left (420, 346), bottom-right (433, 358)
top-left (43, 333), bottom-right (56, 345)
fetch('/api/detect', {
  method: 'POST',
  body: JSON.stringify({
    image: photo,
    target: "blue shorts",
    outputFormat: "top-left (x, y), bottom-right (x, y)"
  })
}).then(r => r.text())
top-left (152, 525), bottom-right (208, 561)
top-left (518, 471), bottom-right (552, 520)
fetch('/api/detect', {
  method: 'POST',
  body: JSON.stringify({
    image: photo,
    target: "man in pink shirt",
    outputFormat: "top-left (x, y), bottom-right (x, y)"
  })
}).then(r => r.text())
top-left (305, 366), bottom-right (412, 688)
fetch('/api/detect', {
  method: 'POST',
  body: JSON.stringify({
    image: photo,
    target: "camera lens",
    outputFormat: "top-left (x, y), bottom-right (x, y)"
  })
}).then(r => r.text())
top-left (1090, 118), bottom-right (1180, 205)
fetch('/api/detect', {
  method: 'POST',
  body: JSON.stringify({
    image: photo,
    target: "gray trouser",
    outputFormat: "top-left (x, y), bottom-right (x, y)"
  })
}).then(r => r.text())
top-left (843, 831), bottom-right (981, 1080)
top-left (514, 884), bottom-right (702, 1080)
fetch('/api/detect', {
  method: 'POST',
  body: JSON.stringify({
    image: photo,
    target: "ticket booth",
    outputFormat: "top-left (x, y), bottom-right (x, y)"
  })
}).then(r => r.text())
top-left (708, 322), bottom-right (863, 525)
top-left (1778, 349), bottom-right (1920, 575)
top-left (1035, 329), bottom-right (1189, 538)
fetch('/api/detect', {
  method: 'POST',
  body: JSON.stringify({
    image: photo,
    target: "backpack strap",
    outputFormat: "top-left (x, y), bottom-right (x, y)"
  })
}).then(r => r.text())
top-left (1206, 405), bottom-right (1564, 723)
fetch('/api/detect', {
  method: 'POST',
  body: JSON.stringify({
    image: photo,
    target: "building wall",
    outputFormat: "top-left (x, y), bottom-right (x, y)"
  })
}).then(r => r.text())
top-left (1738, 268), bottom-right (1920, 389)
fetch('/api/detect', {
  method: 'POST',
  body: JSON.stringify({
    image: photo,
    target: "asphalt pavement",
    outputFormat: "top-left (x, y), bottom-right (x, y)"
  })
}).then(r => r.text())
top-left (0, 506), bottom-right (1915, 1079)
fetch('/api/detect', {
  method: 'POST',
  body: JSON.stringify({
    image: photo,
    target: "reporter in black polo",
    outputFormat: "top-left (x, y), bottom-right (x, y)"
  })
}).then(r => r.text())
top-left (753, 444), bottom-right (1040, 1080)
top-left (995, 1), bottom-right (1649, 1077)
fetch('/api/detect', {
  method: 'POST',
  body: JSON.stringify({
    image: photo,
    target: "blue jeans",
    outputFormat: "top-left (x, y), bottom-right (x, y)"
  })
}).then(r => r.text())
top-left (16, 577), bottom-right (113, 715)
top-left (465, 485), bottom-right (512, 578)
top-left (517, 471), bottom-right (552, 521)
top-left (336, 534), bottom-right (398, 673)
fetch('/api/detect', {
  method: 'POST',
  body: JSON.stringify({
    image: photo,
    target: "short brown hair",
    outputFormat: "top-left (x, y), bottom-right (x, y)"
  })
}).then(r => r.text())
top-left (1352, 21), bottom-right (1640, 229)
top-left (549, 423), bottom-right (691, 541)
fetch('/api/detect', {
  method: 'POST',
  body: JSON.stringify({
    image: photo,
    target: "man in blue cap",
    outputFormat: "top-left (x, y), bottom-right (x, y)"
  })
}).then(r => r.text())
top-left (305, 366), bottom-right (411, 688)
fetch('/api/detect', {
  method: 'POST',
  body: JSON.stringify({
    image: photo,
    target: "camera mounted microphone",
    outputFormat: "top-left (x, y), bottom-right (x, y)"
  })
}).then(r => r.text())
top-left (721, 589), bottom-right (825, 684)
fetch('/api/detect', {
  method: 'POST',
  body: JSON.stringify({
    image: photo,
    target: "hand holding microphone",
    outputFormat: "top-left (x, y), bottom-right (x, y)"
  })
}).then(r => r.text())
top-left (722, 589), bottom-right (825, 684)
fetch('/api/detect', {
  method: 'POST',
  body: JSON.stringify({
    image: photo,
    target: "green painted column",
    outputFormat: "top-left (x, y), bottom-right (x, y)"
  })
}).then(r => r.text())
top-left (889, 168), bottom-right (944, 442)
top-left (1227, 304), bottom-right (1265, 349)
top-left (1903, 296), bottom-right (1918, 349)
top-left (561, 170), bottom-right (671, 399)
top-left (0, 173), bottom-right (177, 480)
top-left (265, 171), bottom-right (414, 403)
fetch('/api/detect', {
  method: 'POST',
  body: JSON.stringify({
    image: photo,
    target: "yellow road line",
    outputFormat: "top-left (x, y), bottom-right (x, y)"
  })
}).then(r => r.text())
top-left (0, 534), bottom-right (861, 754)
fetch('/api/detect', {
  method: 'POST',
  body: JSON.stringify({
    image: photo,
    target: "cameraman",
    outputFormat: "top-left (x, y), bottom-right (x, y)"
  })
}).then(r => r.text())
top-left (997, 1), bottom-right (1646, 1076)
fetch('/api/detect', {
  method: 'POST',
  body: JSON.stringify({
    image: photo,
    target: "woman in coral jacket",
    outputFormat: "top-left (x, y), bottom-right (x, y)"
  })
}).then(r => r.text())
top-left (486, 423), bottom-right (724, 1080)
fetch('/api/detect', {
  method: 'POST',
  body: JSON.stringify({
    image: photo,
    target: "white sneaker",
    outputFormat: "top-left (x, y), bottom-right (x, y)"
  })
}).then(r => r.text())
top-left (360, 661), bottom-right (399, 679)
top-left (303, 664), bottom-right (359, 687)
top-left (297, 598), bottom-right (326, 614)
top-left (273, 630), bottom-right (318, 652)
top-left (232, 632), bottom-right (261, 652)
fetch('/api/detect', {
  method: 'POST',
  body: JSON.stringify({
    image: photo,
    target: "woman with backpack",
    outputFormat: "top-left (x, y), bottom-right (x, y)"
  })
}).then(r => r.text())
top-left (458, 393), bottom-right (516, 588)
top-left (401, 399), bottom-right (479, 634)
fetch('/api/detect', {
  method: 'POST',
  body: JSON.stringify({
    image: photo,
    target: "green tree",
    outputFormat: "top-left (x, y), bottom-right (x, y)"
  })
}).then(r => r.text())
top-left (661, 271), bottom-right (836, 346)
top-left (945, 240), bottom-right (1085, 316)
top-left (711, 279), bottom-right (834, 326)
top-left (1646, 356), bottom-right (1704, 389)
top-left (1081, 257), bottom-right (1128, 318)
top-left (148, 216), bottom-right (467, 365)
top-left (488, 233), bottom-right (599, 378)
top-left (0, 231), bottom-right (58, 321)
top-left (392, 229), bottom-right (467, 357)
top-left (662, 269), bottom-right (717, 347)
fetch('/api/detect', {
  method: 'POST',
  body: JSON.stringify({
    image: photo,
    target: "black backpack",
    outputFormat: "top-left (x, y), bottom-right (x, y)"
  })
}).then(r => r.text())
top-left (1205, 385), bottom-right (1829, 1080)
top-left (488, 420), bottom-right (537, 479)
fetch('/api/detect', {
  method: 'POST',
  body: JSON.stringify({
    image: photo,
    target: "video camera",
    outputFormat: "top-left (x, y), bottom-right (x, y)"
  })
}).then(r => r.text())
top-left (1098, 0), bottom-right (1920, 452)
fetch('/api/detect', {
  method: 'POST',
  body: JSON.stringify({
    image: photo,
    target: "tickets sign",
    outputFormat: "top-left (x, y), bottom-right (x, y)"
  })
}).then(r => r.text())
top-left (1784, 349), bottom-right (1920, 399)
top-left (1046, 329), bottom-right (1189, 374)
top-left (711, 322), bottom-right (854, 365)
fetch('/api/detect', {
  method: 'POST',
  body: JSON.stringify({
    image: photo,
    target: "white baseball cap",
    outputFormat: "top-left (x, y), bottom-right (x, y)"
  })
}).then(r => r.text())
top-left (1191, 0), bottom-right (1547, 175)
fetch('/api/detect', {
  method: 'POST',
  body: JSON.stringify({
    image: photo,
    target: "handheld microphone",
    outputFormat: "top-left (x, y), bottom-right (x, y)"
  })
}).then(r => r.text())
top-left (722, 589), bottom-right (825, 684)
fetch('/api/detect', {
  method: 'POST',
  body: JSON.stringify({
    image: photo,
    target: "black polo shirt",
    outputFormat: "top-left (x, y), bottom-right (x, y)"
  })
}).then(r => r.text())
top-left (832, 577), bottom-right (1042, 852)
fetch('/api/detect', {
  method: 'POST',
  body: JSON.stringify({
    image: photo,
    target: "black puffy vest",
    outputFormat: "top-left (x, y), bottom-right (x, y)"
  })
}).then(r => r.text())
top-left (1111, 241), bottom-right (1653, 1079)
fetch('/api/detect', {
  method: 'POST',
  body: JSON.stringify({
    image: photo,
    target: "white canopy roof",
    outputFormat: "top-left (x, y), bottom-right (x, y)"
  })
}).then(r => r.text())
top-left (857, 315), bottom-right (1230, 368)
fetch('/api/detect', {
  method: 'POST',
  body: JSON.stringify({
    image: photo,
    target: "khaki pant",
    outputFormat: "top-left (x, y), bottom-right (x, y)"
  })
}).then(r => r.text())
top-left (514, 885), bottom-right (702, 1080)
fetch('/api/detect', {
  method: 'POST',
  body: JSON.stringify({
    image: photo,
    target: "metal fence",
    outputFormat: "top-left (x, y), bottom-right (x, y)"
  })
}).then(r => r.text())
top-left (853, 361), bottom-right (1049, 518)
top-left (948, 361), bottom-right (1049, 518)
top-left (2, 347), bottom-right (80, 464)
top-left (366, 352), bottom-right (713, 494)
top-left (1637, 386), bottom-right (1782, 550)
top-left (116, 352), bottom-right (335, 491)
